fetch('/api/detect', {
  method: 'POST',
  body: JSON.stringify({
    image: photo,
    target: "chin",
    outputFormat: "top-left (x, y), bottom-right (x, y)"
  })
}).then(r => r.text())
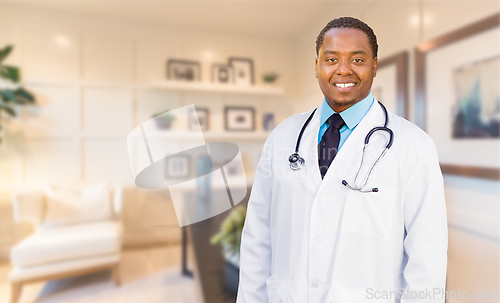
top-left (331, 98), bottom-right (357, 107)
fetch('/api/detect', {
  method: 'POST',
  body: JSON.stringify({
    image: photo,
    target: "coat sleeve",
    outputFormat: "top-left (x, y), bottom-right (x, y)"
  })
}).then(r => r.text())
top-left (236, 135), bottom-right (274, 303)
top-left (401, 137), bottom-right (448, 303)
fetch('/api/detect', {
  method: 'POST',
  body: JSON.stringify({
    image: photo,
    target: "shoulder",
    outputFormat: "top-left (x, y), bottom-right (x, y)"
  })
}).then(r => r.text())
top-left (266, 109), bottom-right (316, 143)
top-left (388, 112), bottom-right (434, 146)
top-left (387, 112), bottom-right (438, 160)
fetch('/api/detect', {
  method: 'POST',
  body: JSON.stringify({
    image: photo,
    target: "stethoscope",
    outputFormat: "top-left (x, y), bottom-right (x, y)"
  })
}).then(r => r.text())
top-left (288, 101), bottom-right (394, 193)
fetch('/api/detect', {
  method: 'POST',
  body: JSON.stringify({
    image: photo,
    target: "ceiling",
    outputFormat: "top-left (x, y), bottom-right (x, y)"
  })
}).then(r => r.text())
top-left (6, 0), bottom-right (360, 38)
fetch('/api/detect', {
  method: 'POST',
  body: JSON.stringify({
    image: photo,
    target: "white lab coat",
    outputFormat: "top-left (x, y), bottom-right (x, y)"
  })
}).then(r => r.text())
top-left (237, 100), bottom-right (448, 303)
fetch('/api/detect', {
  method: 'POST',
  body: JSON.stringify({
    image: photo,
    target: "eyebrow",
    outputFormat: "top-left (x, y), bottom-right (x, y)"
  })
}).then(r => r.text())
top-left (323, 50), bottom-right (368, 55)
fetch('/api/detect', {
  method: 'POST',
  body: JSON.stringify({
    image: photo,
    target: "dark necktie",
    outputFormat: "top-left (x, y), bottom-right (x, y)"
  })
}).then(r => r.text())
top-left (318, 113), bottom-right (345, 179)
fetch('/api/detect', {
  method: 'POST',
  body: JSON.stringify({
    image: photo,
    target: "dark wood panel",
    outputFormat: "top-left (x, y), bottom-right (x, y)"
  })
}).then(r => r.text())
top-left (378, 51), bottom-right (409, 119)
top-left (188, 190), bottom-right (250, 303)
top-left (417, 14), bottom-right (500, 53)
top-left (440, 164), bottom-right (500, 180)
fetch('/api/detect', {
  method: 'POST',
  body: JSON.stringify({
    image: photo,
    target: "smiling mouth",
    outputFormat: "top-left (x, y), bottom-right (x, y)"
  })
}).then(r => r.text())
top-left (334, 82), bottom-right (355, 88)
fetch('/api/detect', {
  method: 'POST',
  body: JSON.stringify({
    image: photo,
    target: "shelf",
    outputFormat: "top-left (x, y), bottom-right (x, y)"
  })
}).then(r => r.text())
top-left (168, 174), bottom-right (255, 190)
top-left (145, 131), bottom-right (271, 141)
top-left (150, 80), bottom-right (284, 96)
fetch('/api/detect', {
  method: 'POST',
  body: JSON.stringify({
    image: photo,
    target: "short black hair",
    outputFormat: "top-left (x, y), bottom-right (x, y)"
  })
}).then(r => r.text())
top-left (316, 17), bottom-right (378, 58)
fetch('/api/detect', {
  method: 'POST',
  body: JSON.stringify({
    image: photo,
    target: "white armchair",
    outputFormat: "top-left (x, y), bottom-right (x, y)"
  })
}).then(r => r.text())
top-left (9, 183), bottom-right (124, 303)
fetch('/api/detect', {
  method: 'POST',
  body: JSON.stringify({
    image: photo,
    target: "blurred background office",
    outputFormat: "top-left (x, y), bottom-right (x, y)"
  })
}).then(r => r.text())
top-left (0, 1), bottom-right (498, 302)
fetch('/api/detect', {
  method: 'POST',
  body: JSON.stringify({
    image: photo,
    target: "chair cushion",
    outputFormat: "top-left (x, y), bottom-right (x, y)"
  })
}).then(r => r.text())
top-left (43, 182), bottom-right (113, 228)
top-left (11, 221), bottom-right (122, 268)
top-left (9, 254), bottom-right (119, 282)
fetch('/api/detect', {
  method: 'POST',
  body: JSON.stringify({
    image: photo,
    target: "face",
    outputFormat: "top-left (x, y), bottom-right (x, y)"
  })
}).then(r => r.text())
top-left (315, 28), bottom-right (377, 112)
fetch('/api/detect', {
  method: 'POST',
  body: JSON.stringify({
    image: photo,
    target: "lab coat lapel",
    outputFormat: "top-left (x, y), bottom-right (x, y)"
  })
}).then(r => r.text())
top-left (302, 105), bottom-right (322, 187)
top-left (323, 100), bottom-right (386, 183)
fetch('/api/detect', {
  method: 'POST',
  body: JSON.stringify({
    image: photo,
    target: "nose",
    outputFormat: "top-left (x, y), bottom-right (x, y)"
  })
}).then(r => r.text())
top-left (336, 59), bottom-right (352, 76)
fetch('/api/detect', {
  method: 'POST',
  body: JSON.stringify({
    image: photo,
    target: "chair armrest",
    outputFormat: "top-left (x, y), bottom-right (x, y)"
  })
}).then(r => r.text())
top-left (12, 191), bottom-right (44, 227)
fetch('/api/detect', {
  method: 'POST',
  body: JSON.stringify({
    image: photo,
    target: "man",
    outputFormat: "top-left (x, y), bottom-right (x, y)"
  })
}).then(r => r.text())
top-left (237, 17), bottom-right (447, 303)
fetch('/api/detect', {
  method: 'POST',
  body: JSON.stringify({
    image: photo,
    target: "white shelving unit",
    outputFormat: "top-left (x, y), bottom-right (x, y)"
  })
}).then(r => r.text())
top-left (145, 130), bottom-right (271, 141)
top-left (143, 80), bottom-right (286, 184)
top-left (150, 80), bottom-right (285, 96)
top-left (147, 80), bottom-right (283, 141)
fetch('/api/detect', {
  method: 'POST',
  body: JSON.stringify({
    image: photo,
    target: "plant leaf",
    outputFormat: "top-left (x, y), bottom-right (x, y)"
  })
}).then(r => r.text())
top-left (210, 233), bottom-right (224, 245)
top-left (0, 65), bottom-right (20, 83)
top-left (0, 89), bottom-right (16, 102)
top-left (0, 45), bottom-right (13, 63)
top-left (14, 87), bottom-right (35, 103)
top-left (0, 104), bottom-right (16, 117)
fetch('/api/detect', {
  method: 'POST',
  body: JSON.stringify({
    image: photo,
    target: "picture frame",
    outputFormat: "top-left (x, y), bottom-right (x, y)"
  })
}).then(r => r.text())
top-left (229, 57), bottom-right (254, 86)
top-left (225, 106), bottom-right (255, 131)
top-left (263, 113), bottom-right (275, 131)
top-left (167, 59), bottom-right (201, 82)
top-left (190, 107), bottom-right (209, 131)
top-left (164, 154), bottom-right (191, 179)
top-left (372, 51), bottom-right (409, 119)
top-left (212, 64), bottom-right (234, 84)
top-left (415, 13), bottom-right (500, 180)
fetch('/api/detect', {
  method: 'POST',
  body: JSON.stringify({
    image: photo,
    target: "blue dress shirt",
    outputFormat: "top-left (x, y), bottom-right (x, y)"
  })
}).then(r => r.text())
top-left (318, 92), bottom-right (374, 149)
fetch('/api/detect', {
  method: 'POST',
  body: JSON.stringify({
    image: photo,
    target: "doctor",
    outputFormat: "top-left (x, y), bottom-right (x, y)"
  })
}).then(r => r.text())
top-left (237, 17), bottom-right (447, 303)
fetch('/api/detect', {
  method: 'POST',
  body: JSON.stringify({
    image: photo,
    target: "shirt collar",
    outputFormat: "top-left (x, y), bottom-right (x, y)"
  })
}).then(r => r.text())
top-left (320, 91), bottom-right (374, 130)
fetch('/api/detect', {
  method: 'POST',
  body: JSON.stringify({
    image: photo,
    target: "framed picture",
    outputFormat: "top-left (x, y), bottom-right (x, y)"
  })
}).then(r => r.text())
top-left (165, 154), bottom-right (191, 178)
top-left (371, 51), bottom-right (409, 119)
top-left (263, 113), bottom-right (275, 131)
top-left (190, 107), bottom-right (209, 131)
top-left (212, 64), bottom-right (234, 84)
top-left (167, 59), bottom-right (201, 81)
top-left (229, 57), bottom-right (254, 86)
top-left (415, 13), bottom-right (500, 180)
top-left (225, 107), bottom-right (255, 131)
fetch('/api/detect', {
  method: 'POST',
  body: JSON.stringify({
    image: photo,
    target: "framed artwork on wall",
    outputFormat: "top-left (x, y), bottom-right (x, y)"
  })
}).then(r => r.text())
top-left (229, 57), bottom-right (254, 86)
top-left (263, 113), bottom-right (275, 131)
top-left (167, 59), bottom-right (201, 82)
top-left (212, 64), bottom-right (234, 84)
top-left (190, 107), bottom-right (209, 131)
top-left (225, 107), bottom-right (255, 131)
top-left (371, 51), bottom-right (409, 119)
top-left (164, 154), bottom-right (191, 178)
top-left (415, 13), bottom-right (500, 180)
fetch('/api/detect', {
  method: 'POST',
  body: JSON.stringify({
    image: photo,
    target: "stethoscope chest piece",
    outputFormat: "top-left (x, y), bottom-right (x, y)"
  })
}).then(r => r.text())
top-left (289, 153), bottom-right (305, 170)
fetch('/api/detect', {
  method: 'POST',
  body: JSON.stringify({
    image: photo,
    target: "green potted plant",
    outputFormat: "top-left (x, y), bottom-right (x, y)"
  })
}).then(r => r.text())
top-left (262, 71), bottom-right (280, 84)
top-left (151, 111), bottom-right (176, 129)
top-left (0, 45), bottom-right (35, 144)
top-left (210, 205), bottom-right (246, 266)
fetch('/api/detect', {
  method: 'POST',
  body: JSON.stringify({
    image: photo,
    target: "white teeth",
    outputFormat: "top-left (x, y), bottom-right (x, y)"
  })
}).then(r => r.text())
top-left (335, 83), bottom-right (354, 88)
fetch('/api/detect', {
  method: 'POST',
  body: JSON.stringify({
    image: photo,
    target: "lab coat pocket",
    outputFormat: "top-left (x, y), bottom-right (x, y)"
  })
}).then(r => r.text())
top-left (266, 277), bottom-right (287, 303)
top-left (327, 285), bottom-right (394, 303)
top-left (342, 185), bottom-right (396, 241)
top-left (326, 285), bottom-right (359, 303)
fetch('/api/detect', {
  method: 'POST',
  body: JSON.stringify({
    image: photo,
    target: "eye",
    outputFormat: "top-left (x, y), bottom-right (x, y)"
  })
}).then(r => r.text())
top-left (326, 58), bottom-right (338, 63)
top-left (352, 58), bottom-right (363, 63)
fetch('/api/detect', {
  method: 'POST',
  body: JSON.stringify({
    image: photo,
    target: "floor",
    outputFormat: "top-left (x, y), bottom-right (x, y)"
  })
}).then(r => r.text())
top-left (0, 245), bottom-right (200, 303)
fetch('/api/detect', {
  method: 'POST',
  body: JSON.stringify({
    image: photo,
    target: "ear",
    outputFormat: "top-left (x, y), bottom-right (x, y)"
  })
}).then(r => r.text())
top-left (373, 57), bottom-right (378, 77)
top-left (315, 57), bottom-right (319, 78)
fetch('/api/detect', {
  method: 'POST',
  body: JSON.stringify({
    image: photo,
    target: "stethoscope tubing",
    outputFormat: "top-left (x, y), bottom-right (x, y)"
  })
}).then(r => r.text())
top-left (288, 101), bottom-right (394, 192)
